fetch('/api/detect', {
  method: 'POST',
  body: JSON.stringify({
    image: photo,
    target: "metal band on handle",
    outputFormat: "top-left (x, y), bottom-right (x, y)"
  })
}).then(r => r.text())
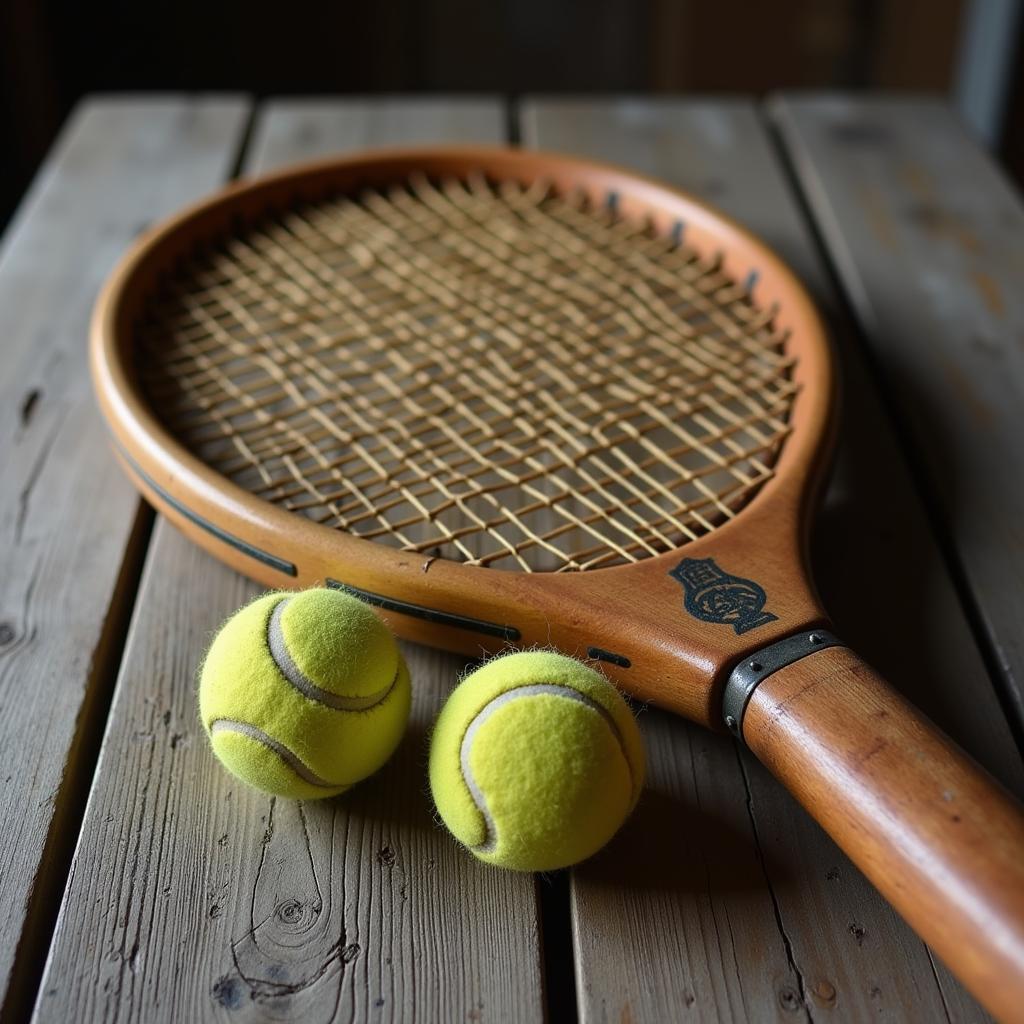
top-left (723, 629), bottom-right (844, 740)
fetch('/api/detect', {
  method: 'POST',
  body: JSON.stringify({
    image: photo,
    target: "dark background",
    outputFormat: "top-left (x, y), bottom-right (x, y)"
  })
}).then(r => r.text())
top-left (2, 0), bottom-right (1022, 231)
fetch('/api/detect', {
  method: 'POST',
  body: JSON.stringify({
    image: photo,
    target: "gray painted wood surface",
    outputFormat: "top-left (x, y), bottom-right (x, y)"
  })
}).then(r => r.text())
top-left (0, 95), bottom-right (250, 1021)
top-left (772, 95), bottom-right (1024, 732)
top-left (32, 99), bottom-right (546, 1024)
top-left (523, 96), bottom-right (1019, 1023)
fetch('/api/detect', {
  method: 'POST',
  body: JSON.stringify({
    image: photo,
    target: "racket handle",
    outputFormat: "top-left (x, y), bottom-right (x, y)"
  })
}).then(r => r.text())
top-left (742, 645), bottom-right (1024, 1022)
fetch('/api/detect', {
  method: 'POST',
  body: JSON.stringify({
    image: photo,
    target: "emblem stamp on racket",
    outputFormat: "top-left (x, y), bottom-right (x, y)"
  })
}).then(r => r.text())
top-left (668, 557), bottom-right (777, 635)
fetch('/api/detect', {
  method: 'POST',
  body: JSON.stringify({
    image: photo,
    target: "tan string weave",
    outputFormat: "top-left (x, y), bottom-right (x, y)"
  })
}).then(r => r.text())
top-left (138, 173), bottom-right (797, 572)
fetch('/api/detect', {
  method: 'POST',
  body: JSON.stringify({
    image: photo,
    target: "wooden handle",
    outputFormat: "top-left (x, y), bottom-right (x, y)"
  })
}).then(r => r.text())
top-left (743, 646), bottom-right (1024, 1023)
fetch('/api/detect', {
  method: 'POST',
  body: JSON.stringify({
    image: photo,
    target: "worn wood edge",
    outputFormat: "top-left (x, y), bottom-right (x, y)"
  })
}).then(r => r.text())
top-left (0, 94), bottom-right (246, 266)
top-left (2, 504), bottom-right (154, 1024)
top-left (0, 94), bottom-right (251, 1023)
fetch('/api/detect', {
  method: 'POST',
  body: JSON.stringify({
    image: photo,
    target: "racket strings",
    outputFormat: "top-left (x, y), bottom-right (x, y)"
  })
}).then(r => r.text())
top-left (138, 174), bottom-right (797, 572)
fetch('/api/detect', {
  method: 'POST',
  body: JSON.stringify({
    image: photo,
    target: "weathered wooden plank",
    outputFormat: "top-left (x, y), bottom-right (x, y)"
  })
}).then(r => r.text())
top-left (248, 96), bottom-right (506, 169)
top-left (34, 98), bottom-right (545, 1024)
top-left (0, 95), bottom-right (250, 1021)
top-left (771, 94), bottom-right (1024, 733)
top-left (523, 97), bottom-right (1020, 1023)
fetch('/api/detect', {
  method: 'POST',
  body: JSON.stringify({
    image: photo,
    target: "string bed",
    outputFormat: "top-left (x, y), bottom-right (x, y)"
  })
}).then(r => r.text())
top-left (137, 173), bottom-right (798, 572)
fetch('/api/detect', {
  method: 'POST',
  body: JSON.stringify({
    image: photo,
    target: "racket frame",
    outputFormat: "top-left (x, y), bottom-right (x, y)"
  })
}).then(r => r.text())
top-left (92, 145), bottom-right (836, 727)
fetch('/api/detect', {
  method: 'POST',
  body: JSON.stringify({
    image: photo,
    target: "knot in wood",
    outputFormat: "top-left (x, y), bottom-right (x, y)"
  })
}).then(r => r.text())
top-left (275, 898), bottom-right (317, 930)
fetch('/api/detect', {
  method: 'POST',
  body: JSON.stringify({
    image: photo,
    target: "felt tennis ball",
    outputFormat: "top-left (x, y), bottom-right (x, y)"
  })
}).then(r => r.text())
top-left (429, 651), bottom-right (645, 871)
top-left (199, 588), bottom-right (410, 799)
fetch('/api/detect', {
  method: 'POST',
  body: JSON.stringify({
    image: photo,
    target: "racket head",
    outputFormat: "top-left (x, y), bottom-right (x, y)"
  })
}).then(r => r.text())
top-left (92, 145), bottom-right (835, 726)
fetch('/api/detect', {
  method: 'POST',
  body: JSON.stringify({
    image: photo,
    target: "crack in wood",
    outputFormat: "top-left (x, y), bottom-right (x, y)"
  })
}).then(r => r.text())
top-left (15, 409), bottom-right (66, 544)
top-left (19, 388), bottom-right (41, 429)
top-left (735, 744), bottom-right (815, 1024)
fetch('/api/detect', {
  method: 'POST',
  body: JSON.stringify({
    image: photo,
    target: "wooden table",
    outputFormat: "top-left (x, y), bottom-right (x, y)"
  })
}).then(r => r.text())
top-left (2, 94), bottom-right (1022, 1024)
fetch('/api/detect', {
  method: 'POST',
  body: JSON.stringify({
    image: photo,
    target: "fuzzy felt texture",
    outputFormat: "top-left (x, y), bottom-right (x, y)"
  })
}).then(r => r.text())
top-left (429, 650), bottom-right (645, 871)
top-left (199, 591), bottom-right (410, 799)
top-left (280, 588), bottom-right (398, 698)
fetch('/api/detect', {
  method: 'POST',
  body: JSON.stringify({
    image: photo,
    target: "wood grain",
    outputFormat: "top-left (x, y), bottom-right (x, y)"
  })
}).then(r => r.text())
top-left (34, 98), bottom-right (545, 1024)
top-left (522, 96), bottom-right (1021, 1023)
top-left (771, 94), bottom-right (1024, 732)
top-left (745, 646), bottom-right (1024, 1024)
top-left (0, 95), bottom-right (249, 1021)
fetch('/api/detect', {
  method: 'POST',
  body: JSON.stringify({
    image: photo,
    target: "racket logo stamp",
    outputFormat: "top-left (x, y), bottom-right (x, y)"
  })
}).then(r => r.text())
top-left (669, 558), bottom-right (778, 635)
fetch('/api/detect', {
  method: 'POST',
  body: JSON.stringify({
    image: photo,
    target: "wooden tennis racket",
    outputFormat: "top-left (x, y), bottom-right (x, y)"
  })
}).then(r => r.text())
top-left (91, 146), bottom-right (1024, 1019)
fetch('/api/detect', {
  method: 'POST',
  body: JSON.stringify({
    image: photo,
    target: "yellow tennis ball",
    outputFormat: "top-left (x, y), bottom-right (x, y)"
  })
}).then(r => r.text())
top-left (199, 588), bottom-right (410, 799)
top-left (429, 651), bottom-right (645, 871)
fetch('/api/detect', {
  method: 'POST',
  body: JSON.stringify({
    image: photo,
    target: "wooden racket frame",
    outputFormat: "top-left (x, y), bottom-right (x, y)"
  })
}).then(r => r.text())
top-left (92, 145), bottom-right (834, 729)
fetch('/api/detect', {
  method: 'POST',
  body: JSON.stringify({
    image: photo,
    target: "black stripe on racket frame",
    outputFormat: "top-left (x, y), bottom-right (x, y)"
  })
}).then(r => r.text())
top-left (115, 444), bottom-right (524, 642)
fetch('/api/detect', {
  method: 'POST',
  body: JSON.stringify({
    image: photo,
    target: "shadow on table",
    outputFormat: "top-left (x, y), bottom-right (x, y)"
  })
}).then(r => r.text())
top-left (809, 360), bottom-right (1023, 791)
top-left (579, 784), bottom-right (787, 895)
top-left (343, 715), bottom-right (436, 808)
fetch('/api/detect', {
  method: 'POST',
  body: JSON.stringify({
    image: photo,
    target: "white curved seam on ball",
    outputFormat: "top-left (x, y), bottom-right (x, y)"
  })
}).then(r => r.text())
top-left (210, 719), bottom-right (339, 788)
top-left (459, 684), bottom-right (633, 854)
top-left (267, 597), bottom-right (398, 711)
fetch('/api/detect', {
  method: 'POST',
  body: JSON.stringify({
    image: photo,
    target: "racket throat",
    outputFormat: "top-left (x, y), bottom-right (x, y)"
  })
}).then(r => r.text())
top-left (722, 629), bottom-right (843, 740)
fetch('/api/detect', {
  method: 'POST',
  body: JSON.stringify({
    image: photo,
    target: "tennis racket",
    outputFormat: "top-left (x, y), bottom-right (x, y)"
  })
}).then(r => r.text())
top-left (91, 146), bottom-right (1024, 1019)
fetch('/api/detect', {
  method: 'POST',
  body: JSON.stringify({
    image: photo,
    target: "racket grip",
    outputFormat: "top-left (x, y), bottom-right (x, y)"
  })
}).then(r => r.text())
top-left (742, 645), bottom-right (1024, 1022)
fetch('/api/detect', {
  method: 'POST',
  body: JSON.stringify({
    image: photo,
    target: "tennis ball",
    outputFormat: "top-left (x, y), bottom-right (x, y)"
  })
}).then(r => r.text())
top-left (199, 588), bottom-right (410, 799)
top-left (429, 651), bottom-right (645, 871)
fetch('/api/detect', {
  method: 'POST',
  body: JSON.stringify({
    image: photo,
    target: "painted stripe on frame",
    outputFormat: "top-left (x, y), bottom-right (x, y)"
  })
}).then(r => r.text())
top-left (117, 444), bottom-right (297, 576)
top-left (326, 579), bottom-right (521, 641)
